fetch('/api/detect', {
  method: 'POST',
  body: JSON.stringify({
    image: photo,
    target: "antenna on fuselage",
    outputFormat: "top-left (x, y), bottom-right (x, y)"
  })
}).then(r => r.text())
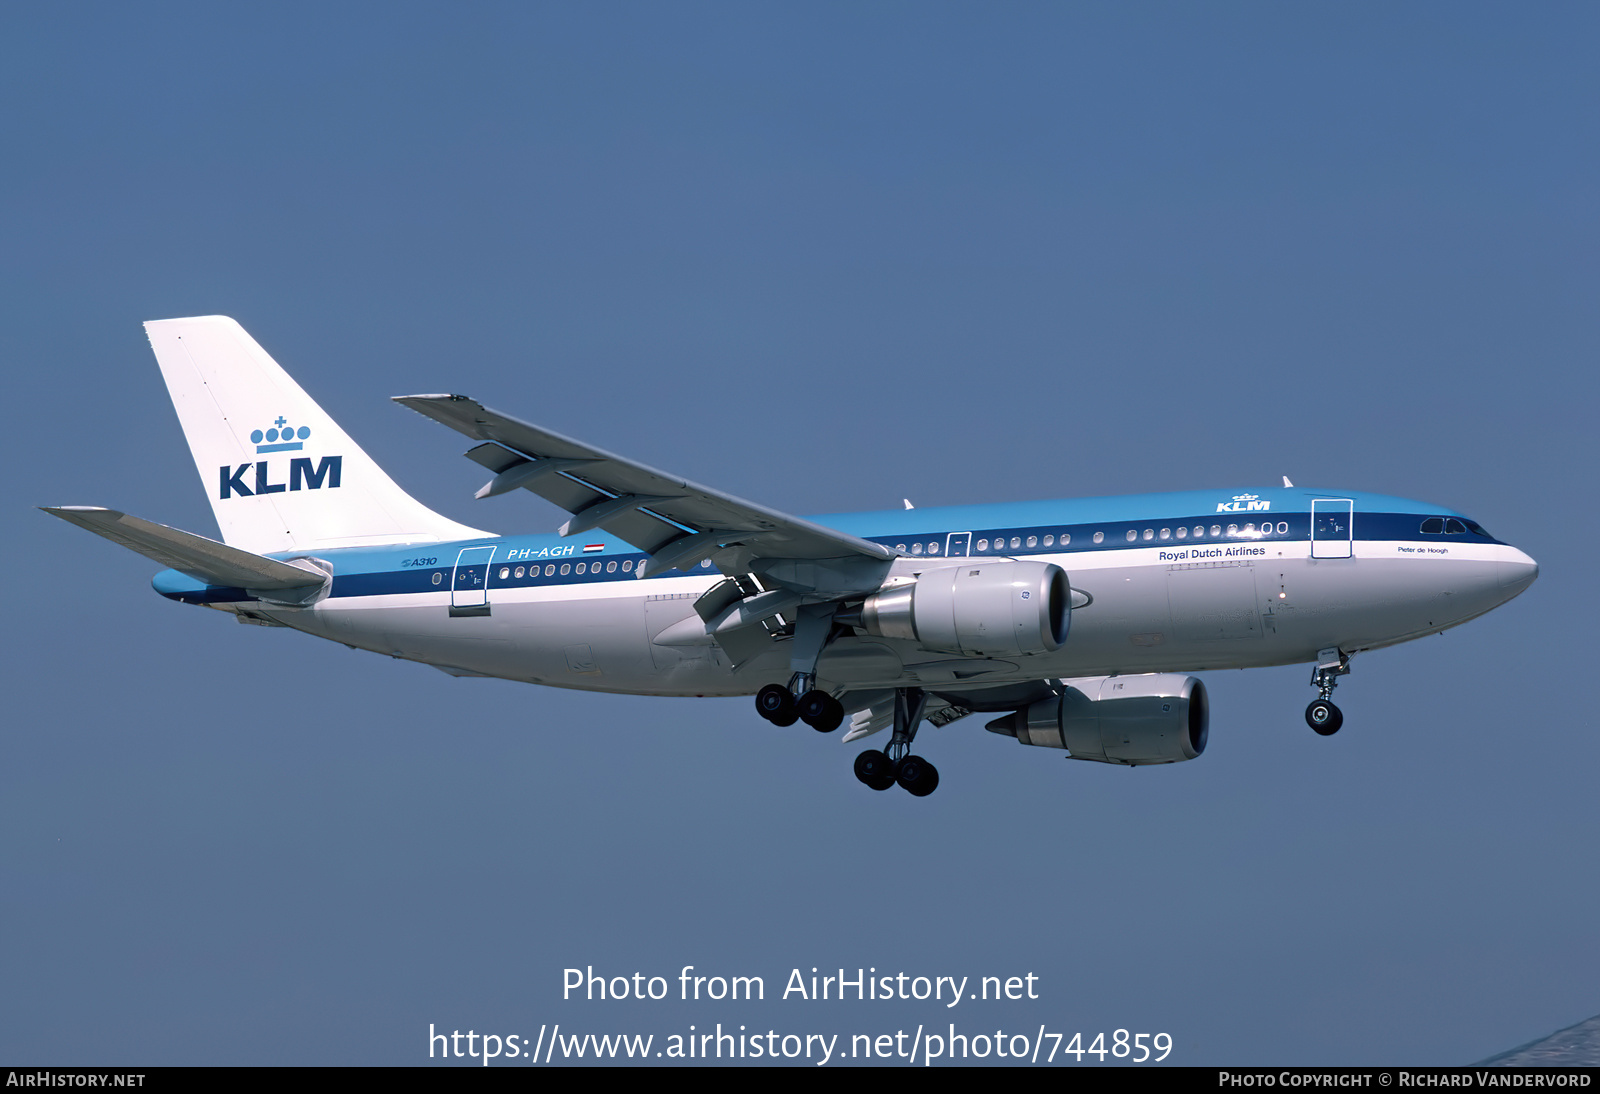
top-left (1282, 476), bottom-right (1295, 488)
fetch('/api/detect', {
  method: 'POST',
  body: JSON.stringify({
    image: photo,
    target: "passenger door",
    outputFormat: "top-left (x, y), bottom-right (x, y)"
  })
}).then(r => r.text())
top-left (449, 545), bottom-right (497, 617)
top-left (1311, 499), bottom-right (1354, 559)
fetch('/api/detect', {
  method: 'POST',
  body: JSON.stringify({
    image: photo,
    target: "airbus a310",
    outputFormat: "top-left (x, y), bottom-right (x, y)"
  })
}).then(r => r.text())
top-left (45, 317), bottom-right (1539, 796)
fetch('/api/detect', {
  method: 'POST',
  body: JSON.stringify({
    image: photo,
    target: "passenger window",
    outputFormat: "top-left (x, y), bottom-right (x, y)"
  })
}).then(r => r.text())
top-left (560, 563), bottom-right (571, 575)
top-left (1026, 535), bottom-right (1037, 548)
top-left (1176, 527), bottom-right (1187, 539)
top-left (576, 563), bottom-right (586, 574)
top-left (1092, 531), bottom-right (1104, 544)
top-left (1277, 522), bottom-right (1288, 534)
top-left (1009, 537), bottom-right (1021, 549)
top-left (621, 560), bottom-right (632, 572)
top-left (912, 543), bottom-right (924, 555)
top-left (1420, 518), bottom-right (1444, 534)
top-left (498, 567), bottom-right (510, 580)
top-left (1226, 524), bottom-right (1239, 536)
top-left (976, 539), bottom-right (988, 551)
top-left (1060, 533), bottom-right (1071, 545)
top-left (1209, 525), bottom-right (1221, 537)
top-left (514, 566), bottom-right (525, 578)
top-left (1125, 530), bottom-right (1137, 542)
top-left (1159, 528), bottom-right (1171, 540)
top-left (545, 564), bottom-right (556, 576)
top-left (928, 542), bottom-right (939, 554)
top-left (1042, 535), bottom-right (1053, 547)
top-left (607, 561), bottom-right (617, 572)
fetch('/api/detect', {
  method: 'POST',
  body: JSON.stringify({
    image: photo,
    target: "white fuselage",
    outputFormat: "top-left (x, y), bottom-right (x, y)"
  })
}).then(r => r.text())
top-left (239, 518), bottom-right (1536, 699)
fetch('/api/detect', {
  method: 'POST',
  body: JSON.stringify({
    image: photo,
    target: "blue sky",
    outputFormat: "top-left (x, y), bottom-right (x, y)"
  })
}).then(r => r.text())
top-left (2, 2), bottom-right (1595, 1065)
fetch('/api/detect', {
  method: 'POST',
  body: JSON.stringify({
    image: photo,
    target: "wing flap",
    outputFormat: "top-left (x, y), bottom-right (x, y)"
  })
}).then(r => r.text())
top-left (839, 691), bottom-right (971, 743)
top-left (43, 507), bottom-right (326, 591)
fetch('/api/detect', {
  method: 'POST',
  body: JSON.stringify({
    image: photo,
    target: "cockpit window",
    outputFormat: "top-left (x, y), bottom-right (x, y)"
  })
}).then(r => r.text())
top-left (1444, 518), bottom-right (1467, 534)
top-left (1420, 517), bottom-right (1445, 534)
top-left (1463, 519), bottom-right (1493, 539)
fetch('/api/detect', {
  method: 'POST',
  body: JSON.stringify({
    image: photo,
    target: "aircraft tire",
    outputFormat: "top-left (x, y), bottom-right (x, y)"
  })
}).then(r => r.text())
top-left (854, 749), bottom-right (896, 791)
top-left (756, 684), bottom-right (796, 725)
top-left (896, 755), bottom-right (940, 797)
top-left (1305, 699), bottom-right (1343, 736)
top-left (798, 690), bottom-right (844, 733)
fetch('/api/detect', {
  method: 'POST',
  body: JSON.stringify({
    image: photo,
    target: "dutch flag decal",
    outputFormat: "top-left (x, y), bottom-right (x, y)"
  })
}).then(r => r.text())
top-left (583, 544), bottom-right (604, 553)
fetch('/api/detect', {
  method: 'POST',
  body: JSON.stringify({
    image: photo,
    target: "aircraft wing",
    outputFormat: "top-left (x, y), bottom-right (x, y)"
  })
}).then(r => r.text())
top-left (394, 394), bottom-right (898, 581)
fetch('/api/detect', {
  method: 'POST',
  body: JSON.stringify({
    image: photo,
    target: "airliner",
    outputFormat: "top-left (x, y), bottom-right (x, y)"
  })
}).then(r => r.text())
top-left (45, 317), bottom-right (1539, 796)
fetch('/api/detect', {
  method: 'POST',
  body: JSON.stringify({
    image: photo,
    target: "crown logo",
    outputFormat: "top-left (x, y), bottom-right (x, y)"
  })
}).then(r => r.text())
top-left (250, 416), bottom-right (310, 453)
top-left (1232, 493), bottom-right (1259, 502)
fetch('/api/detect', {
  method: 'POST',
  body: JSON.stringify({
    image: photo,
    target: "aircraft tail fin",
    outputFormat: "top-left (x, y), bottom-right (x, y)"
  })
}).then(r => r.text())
top-left (144, 316), bottom-right (489, 553)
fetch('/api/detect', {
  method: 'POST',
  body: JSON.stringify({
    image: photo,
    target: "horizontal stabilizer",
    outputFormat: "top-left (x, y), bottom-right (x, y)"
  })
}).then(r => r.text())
top-left (42, 507), bottom-right (326, 591)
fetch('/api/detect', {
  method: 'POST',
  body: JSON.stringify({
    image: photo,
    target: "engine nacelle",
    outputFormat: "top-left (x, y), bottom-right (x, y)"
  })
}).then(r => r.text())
top-left (985, 674), bottom-right (1208, 765)
top-left (851, 561), bottom-right (1070, 657)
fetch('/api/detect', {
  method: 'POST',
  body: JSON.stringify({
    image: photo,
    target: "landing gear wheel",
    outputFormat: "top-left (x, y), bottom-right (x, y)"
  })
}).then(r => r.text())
top-left (895, 754), bottom-right (940, 797)
top-left (1305, 699), bottom-right (1343, 736)
top-left (756, 684), bottom-right (798, 726)
top-left (854, 750), bottom-right (896, 791)
top-left (797, 690), bottom-right (844, 733)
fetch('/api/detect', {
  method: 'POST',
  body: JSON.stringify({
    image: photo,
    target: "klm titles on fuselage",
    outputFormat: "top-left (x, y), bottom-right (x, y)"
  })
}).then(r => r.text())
top-left (1217, 494), bottom-right (1271, 514)
top-left (218, 456), bottom-right (342, 499)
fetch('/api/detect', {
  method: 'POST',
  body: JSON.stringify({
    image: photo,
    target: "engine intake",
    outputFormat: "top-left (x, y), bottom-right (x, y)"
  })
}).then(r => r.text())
top-left (986, 674), bottom-right (1208, 765)
top-left (848, 561), bottom-right (1069, 657)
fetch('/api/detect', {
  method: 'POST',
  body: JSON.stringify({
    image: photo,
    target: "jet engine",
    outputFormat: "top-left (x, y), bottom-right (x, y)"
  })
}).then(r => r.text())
top-left (843, 560), bottom-right (1070, 658)
top-left (985, 674), bottom-right (1208, 765)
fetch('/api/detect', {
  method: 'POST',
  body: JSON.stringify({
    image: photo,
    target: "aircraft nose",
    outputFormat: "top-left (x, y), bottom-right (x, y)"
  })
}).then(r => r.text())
top-left (1497, 546), bottom-right (1539, 596)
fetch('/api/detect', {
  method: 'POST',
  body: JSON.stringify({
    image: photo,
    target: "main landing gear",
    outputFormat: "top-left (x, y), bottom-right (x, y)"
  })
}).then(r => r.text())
top-left (854, 687), bottom-right (940, 797)
top-left (753, 604), bottom-right (847, 732)
top-left (755, 675), bottom-right (844, 732)
top-left (1305, 648), bottom-right (1350, 736)
top-left (752, 605), bottom-right (939, 796)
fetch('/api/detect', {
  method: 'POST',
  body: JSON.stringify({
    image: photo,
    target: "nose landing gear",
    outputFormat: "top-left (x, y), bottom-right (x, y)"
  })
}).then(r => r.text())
top-left (1305, 648), bottom-right (1350, 736)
